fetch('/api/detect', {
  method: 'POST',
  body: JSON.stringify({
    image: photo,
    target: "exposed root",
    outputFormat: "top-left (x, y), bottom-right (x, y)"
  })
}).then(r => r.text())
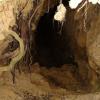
top-left (77, 0), bottom-right (88, 13)
top-left (27, 0), bottom-right (45, 67)
top-left (47, 0), bottom-right (50, 13)
top-left (83, 1), bottom-right (88, 32)
top-left (28, 0), bottom-right (42, 30)
top-left (0, 30), bottom-right (25, 72)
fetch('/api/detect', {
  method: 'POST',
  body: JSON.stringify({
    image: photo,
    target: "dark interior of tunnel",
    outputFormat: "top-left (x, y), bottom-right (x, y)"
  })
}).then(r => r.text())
top-left (33, 5), bottom-right (77, 67)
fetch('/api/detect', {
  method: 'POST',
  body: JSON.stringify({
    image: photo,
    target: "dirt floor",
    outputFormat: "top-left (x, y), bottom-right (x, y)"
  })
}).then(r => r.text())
top-left (0, 63), bottom-right (100, 100)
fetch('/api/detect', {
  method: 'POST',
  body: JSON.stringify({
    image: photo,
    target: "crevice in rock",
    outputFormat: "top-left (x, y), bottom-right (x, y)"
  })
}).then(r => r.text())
top-left (34, 6), bottom-right (76, 68)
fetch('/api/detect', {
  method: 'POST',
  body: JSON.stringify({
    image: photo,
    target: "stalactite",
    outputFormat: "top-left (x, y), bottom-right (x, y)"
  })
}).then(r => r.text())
top-left (53, 1), bottom-right (66, 34)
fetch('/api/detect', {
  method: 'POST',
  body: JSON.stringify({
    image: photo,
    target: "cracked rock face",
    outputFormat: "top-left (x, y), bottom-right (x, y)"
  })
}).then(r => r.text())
top-left (0, 0), bottom-right (15, 40)
top-left (86, 5), bottom-right (100, 74)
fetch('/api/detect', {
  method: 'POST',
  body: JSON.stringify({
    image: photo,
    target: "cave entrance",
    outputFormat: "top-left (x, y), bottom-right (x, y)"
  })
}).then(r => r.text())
top-left (35, 6), bottom-right (75, 67)
top-left (30, 3), bottom-right (91, 92)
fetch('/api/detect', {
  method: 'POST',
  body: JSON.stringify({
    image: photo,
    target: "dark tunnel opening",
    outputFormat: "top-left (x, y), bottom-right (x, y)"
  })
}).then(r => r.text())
top-left (34, 5), bottom-right (76, 67)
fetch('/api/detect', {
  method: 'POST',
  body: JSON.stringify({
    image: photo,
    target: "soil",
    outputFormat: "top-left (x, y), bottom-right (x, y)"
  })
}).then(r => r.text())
top-left (0, 63), bottom-right (100, 100)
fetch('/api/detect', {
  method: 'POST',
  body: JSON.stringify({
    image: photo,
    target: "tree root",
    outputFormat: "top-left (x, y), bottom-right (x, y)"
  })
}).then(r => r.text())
top-left (0, 30), bottom-right (25, 72)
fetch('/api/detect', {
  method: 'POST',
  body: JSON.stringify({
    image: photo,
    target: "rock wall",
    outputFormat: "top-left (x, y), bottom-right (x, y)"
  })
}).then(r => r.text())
top-left (63, 3), bottom-right (100, 89)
